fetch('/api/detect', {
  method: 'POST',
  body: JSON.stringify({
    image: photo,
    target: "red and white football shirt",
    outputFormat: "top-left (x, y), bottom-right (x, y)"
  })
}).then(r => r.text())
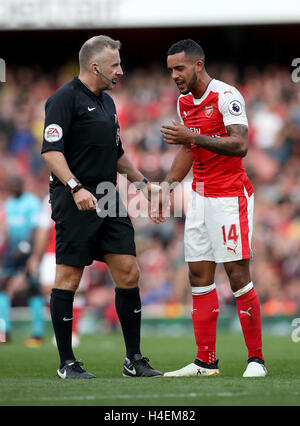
top-left (177, 79), bottom-right (253, 197)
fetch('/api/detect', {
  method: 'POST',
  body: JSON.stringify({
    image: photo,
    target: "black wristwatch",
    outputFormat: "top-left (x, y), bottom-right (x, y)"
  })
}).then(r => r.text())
top-left (135, 177), bottom-right (149, 190)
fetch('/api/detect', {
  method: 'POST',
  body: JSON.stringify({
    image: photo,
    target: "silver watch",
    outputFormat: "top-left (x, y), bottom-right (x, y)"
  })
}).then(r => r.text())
top-left (66, 177), bottom-right (80, 191)
top-left (135, 178), bottom-right (149, 190)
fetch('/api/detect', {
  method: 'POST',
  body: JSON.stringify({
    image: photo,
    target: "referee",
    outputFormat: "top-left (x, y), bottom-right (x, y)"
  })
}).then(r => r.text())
top-left (41, 35), bottom-right (162, 379)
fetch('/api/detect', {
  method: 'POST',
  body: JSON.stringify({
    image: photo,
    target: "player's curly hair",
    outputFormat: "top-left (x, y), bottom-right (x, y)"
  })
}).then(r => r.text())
top-left (79, 35), bottom-right (121, 70)
top-left (167, 39), bottom-right (205, 63)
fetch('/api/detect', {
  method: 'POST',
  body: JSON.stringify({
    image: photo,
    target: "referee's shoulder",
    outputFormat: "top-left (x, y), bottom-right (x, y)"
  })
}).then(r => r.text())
top-left (46, 80), bottom-right (76, 106)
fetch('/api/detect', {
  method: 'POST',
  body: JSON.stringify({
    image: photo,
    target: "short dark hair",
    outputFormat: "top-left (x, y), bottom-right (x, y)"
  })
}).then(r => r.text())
top-left (79, 35), bottom-right (121, 70)
top-left (167, 39), bottom-right (205, 62)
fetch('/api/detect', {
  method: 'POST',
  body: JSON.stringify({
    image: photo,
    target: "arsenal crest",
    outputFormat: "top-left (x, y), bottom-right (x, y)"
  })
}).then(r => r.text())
top-left (204, 105), bottom-right (213, 118)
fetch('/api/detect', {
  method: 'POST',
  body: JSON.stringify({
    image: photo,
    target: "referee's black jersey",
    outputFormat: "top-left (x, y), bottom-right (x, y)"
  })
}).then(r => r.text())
top-left (41, 77), bottom-right (124, 188)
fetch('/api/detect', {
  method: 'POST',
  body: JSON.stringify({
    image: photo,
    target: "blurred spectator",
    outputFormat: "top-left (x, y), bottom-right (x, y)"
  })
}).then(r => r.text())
top-left (0, 175), bottom-right (42, 340)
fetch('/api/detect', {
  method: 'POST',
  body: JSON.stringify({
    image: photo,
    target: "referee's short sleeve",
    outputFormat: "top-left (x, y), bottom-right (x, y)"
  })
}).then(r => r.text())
top-left (41, 87), bottom-right (75, 154)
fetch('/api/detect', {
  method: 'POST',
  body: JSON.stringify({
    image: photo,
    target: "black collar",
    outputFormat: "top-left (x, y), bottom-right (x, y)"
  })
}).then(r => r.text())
top-left (73, 77), bottom-right (103, 103)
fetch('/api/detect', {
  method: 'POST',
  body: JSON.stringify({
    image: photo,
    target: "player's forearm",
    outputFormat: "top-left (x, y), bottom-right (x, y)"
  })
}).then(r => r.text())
top-left (191, 124), bottom-right (248, 157)
top-left (42, 151), bottom-right (75, 185)
top-left (117, 153), bottom-right (146, 183)
top-left (192, 134), bottom-right (247, 157)
top-left (165, 146), bottom-right (193, 188)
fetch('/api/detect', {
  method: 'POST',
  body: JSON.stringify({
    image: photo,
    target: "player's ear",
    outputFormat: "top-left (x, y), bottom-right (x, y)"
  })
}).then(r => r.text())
top-left (195, 59), bottom-right (204, 72)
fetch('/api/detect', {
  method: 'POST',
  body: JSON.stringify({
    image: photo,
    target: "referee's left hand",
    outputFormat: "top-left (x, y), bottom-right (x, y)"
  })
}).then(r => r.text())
top-left (72, 188), bottom-right (98, 211)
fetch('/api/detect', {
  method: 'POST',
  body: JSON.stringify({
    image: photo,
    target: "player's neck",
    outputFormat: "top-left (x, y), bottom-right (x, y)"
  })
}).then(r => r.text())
top-left (191, 73), bottom-right (212, 99)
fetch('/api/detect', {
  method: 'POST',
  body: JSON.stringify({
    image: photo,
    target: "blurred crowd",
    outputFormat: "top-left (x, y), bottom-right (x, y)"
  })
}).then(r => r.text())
top-left (0, 60), bottom-right (299, 331)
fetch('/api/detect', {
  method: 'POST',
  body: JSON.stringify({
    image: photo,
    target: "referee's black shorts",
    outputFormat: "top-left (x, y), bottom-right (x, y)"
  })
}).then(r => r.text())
top-left (50, 186), bottom-right (136, 267)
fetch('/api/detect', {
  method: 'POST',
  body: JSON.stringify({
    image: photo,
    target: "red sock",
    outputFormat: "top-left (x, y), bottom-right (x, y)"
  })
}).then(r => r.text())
top-left (235, 286), bottom-right (263, 360)
top-left (192, 287), bottom-right (219, 364)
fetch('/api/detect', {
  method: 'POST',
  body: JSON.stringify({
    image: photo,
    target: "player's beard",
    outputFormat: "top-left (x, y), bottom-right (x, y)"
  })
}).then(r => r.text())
top-left (182, 71), bottom-right (198, 95)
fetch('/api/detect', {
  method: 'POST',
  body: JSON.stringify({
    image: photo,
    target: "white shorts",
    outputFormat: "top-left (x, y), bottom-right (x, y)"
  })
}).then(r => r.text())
top-left (39, 253), bottom-right (88, 291)
top-left (184, 189), bottom-right (254, 263)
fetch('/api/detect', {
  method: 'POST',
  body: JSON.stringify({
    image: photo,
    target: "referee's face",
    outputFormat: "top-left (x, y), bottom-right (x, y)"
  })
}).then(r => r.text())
top-left (96, 47), bottom-right (123, 91)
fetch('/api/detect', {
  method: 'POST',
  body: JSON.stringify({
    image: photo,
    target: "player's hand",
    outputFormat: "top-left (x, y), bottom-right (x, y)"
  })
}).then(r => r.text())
top-left (155, 181), bottom-right (173, 224)
top-left (140, 182), bottom-right (160, 201)
top-left (160, 121), bottom-right (196, 146)
top-left (140, 182), bottom-right (165, 224)
top-left (72, 188), bottom-right (98, 211)
top-left (142, 182), bottom-right (172, 224)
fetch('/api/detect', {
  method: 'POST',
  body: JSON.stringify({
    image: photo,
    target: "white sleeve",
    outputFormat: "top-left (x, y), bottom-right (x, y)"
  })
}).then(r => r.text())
top-left (219, 86), bottom-right (248, 128)
top-left (177, 97), bottom-right (184, 124)
top-left (36, 196), bottom-right (52, 229)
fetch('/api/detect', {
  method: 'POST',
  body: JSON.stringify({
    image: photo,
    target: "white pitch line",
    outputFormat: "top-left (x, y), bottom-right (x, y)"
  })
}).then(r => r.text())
top-left (0, 392), bottom-right (249, 403)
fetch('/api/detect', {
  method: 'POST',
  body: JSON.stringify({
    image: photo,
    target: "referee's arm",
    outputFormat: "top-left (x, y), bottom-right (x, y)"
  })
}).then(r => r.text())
top-left (117, 153), bottom-right (147, 184)
top-left (41, 90), bottom-right (97, 211)
top-left (42, 150), bottom-right (97, 211)
top-left (41, 89), bottom-right (78, 187)
top-left (42, 150), bottom-right (75, 187)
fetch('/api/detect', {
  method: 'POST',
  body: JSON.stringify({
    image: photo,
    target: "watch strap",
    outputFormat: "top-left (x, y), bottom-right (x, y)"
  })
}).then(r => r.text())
top-left (72, 184), bottom-right (84, 194)
top-left (135, 177), bottom-right (149, 190)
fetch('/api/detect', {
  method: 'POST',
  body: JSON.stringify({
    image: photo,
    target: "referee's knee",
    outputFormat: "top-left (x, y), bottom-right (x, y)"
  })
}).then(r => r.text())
top-left (115, 263), bottom-right (140, 289)
top-left (54, 264), bottom-right (83, 293)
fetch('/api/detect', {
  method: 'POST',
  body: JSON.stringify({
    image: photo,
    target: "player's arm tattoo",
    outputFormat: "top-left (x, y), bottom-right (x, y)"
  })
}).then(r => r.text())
top-left (193, 124), bottom-right (248, 157)
top-left (226, 124), bottom-right (248, 140)
top-left (225, 124), bottom-right (248, 156)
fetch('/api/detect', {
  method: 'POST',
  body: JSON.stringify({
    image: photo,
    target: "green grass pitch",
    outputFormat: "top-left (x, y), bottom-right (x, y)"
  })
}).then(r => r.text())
top-left (0, 331), bottom-right (299, 406)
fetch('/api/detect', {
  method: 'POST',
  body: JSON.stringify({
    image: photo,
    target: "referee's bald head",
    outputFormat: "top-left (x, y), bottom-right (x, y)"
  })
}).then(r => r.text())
top-left (79, 35), bottom-right (121, 71)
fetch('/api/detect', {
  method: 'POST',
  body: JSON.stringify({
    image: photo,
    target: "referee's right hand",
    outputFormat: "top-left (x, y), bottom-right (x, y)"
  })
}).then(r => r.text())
top-left (72, 188), bottom-right (98, 211)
